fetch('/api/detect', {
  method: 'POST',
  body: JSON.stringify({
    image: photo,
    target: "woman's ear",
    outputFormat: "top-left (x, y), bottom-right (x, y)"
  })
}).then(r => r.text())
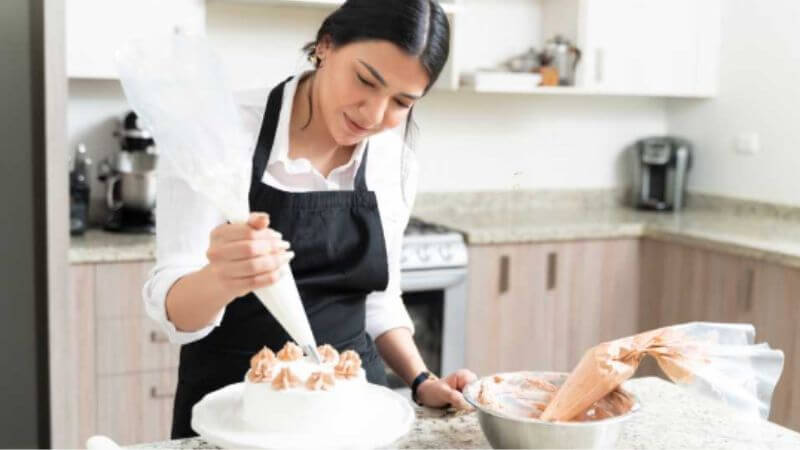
top-left (316, 35), bottom-right (333, 62)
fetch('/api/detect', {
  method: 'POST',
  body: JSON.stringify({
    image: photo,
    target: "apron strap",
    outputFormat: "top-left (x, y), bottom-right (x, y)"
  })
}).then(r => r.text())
top-left (250, 75), bottom-right (372, 195)
top-left (353, 143), bottom-right (370, 192)
top-left (251, 76), bottom-right (292, 194)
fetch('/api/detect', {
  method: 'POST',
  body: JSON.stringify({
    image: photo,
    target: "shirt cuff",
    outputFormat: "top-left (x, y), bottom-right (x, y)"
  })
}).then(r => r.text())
top-left (142, 265), bottom-right (225, 345)
top-left (365, 290), bottom-right (414, 339)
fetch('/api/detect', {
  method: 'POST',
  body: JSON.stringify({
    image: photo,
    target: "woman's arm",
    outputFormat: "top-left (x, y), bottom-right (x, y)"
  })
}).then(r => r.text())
top-left (143, 157), bottom-right (290, 341)
top-left (374, 328), bottom-right (427, 385)
top-left (166, 213), bottom-right (292, 332)
top-left (376, 329), bottom-right (475, 409)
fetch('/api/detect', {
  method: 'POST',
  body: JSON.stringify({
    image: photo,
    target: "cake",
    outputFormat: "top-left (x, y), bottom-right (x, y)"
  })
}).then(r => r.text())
top-left (242, 342), bottom-right (369, 433)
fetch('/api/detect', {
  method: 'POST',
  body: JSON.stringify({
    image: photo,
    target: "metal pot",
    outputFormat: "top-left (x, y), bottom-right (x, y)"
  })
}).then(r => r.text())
top-left (102, 152), bottom-right (158, 212)
top-left (463, 372), bottom-right (640, 449)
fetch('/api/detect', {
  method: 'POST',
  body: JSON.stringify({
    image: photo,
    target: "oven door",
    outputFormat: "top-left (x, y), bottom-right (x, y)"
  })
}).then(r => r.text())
top-left (384, 267), bottom-right (468, 389)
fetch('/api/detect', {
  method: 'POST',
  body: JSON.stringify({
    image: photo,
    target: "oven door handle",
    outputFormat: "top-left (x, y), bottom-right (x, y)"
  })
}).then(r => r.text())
top-left (401, 267), bottom-right (468, 293)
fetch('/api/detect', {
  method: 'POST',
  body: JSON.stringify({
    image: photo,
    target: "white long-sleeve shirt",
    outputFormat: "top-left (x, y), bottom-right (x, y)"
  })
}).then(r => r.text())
top-left (142, 75), bottom-right (417, 345)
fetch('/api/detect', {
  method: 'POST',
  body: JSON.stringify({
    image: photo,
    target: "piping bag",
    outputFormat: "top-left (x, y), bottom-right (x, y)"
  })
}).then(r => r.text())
top-left (540, 322), bottom-right (784, 422)
top-left (115, 34), bottom-right (321, 363)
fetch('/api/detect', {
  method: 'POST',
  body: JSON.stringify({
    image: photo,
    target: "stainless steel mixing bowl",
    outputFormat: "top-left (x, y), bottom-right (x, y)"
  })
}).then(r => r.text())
top-left (463, 371), bottom-right (640, 449)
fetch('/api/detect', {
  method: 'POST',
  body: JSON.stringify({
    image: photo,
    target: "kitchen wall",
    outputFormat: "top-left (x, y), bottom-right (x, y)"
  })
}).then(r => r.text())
top-left (68, 0), bottom-right (667, 223)
top-left (666, 0), bottom-right (800, 207)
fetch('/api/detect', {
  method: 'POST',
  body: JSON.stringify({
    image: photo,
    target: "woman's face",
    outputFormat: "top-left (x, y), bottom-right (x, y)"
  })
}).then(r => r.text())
top-left (314, 39), bottom-right (431, 147)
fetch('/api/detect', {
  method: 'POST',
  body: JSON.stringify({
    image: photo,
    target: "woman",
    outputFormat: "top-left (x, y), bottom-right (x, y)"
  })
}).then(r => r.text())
top-left (143, 0), bottom-right (476, 438)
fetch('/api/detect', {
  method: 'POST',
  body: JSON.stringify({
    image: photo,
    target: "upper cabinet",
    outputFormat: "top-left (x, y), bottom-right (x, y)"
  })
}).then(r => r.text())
top-left (574, 0), bottom-right (721, 97)
top-left (466, 0), bottom-right (721, 98)
top-left (66, 0), bottom-right (206, 79)
top-left (66, 0), bottom-right (720, 97)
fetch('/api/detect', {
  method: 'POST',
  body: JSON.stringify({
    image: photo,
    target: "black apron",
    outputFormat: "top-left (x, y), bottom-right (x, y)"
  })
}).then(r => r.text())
top-left (170, 77), bottom-right (390, 439)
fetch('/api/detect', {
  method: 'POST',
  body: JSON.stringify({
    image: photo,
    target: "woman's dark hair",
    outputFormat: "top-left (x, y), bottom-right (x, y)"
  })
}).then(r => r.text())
top-left (301, 0), bottom-right (451, 147)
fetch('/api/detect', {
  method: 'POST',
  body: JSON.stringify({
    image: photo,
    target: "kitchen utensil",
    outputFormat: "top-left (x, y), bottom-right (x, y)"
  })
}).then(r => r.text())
top-left (463, 371), bottom-right (640, 449)
top-left (504, 47), bottom-right (540, 73)
top-left (543, 35), bottom-right (581, 86)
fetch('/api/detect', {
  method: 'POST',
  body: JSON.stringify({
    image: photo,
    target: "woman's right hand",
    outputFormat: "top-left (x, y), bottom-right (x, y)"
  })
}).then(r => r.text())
top-left (204, 212), bottom-right (293, 299)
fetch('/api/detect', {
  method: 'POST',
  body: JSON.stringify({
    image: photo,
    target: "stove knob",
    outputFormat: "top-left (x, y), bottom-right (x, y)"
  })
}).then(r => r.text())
top-left (416, 246), bottom-right (431, 263)
top-left (438, 244), bottom-right (453, 261)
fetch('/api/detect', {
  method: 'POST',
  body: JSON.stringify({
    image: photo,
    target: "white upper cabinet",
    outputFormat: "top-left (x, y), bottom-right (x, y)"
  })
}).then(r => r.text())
top-left (574, 0), bottom-right (721, 97)
top-left (66, 0), bottom-right (206, 79)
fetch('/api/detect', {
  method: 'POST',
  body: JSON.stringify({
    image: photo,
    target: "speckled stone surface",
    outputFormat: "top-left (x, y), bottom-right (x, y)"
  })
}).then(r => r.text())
top-left (69, 229), bottom-right (156, 264)
top-left (70, 191), bottom-right (800, 269)
top-left (412, 191), bottom-right (800, 270)
top-left (128, 377), bottom-right (800, 449)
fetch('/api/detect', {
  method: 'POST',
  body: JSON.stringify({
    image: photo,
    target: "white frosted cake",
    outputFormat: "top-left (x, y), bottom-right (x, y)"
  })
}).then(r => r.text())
top-left (242, 342), bottom-right (369, 433)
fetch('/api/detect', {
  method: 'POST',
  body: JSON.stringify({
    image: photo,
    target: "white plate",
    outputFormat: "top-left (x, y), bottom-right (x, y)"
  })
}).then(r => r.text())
top-left (191, 382), bottom-right (415, 449)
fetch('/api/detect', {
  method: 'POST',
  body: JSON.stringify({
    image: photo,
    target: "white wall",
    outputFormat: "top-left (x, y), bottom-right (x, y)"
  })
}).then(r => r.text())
top-left (205, 0), bottom-right (666, 192)
top-left (67, 0), bottom-right (668, 222)
top-left (666, 0), bottom-right (800, 207)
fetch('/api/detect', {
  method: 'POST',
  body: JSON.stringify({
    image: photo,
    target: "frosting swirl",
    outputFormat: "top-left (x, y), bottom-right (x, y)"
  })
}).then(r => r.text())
top-left (271, 367), bottom-right (301, 390)
top-left (277, 341), bottom-right (303, 362)
top-left (334, 350), bottom-right (362, 379)
top-left (248, 346), bottom-right (277, 383)
top-left (306, 371), bottom-right (336, 391)
top-left (317, 344), bottom-right (339, 364)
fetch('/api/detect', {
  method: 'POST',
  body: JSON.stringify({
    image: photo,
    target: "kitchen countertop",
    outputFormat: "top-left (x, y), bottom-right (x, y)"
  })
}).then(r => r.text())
top-left (129, 377), bottom-right (800, 449)
top-left (414, 206), bottom-right (800, 269)
top-left (70, 191), bottom-right (800, 269)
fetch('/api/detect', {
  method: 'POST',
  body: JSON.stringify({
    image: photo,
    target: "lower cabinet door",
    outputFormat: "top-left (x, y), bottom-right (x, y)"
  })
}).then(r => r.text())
top-left (96, 370), bottom-right (178, 445)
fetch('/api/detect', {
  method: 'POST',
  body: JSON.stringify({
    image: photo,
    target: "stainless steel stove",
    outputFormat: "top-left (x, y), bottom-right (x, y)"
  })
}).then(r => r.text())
top-left (388, 218), bottom-right (468, 390)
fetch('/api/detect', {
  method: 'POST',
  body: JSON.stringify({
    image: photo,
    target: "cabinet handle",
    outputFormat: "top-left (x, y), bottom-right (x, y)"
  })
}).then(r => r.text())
top-left (546, 252), bottom-right (558, 291)
top-left (150, 331), bottom-right (169, 343)
top-left (150, 386), bottom-right (176, 399)
top-left (594, 48), bottom-right (605, 84)
top-left (739, 267), bottom-right (755, 312)
top-left (498, 255), bottom-right (510, 294)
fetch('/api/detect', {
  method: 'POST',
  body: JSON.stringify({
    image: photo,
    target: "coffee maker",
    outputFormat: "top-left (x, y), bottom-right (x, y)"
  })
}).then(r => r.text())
top-left (631, 137), bottom-right (692, 211)
top-left (98, 111), bottom-right (158, 233)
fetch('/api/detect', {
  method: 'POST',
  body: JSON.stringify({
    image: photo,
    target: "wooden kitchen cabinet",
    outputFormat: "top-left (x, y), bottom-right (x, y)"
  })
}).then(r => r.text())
top-left (66, 0), bottom-right (206, 79)
top-left (96, 370), bottom-right (178, 445)
top-left (57, 261), bottom-right (179, 448)
top-left (640, 238), bottom-right (800, 430)
top-left (465, 239), bottom-right (640, 376)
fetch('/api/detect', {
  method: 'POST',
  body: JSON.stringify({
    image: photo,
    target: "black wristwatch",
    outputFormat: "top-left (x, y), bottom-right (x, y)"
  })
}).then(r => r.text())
top-left (411, 371), bottom-right (438, 405)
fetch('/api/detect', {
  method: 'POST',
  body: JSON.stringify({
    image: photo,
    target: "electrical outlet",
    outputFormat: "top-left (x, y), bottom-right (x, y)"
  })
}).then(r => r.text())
top-left (735, 132), bottom-right (760, 155)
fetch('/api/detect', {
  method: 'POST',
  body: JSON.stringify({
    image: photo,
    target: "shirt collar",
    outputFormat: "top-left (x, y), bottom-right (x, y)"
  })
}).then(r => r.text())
top-left (267, 72), bottom-right (368, 176)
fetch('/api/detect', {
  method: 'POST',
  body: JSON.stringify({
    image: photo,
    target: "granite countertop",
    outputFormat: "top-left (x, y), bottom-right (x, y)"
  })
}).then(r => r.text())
top-left (414, 206), bottom-right (800, 269)
top-left (130, 377), bottom-right (800, 449)
top-left (70, 191), bottom-right (800, 268)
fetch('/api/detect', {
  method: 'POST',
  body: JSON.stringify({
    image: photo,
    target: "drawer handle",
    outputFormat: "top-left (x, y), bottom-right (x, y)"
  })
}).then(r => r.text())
top-left (498, 255), bottom-right (510, 294)
top-left (150, 386), bottom-right (176, 399)
top-left (546, 252), bottom-right (558, 291)
top-left (739, 267), bottom-right (755, 312)
top-left (150, 331), bottom-right (169, 343)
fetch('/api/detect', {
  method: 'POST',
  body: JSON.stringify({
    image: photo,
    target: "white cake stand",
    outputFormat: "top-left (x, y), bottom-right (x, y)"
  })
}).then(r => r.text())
top-left (191, 382), bottom-right (415, 449)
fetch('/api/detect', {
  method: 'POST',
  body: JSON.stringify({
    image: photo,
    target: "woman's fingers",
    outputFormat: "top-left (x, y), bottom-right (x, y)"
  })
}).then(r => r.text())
top-left (211, 224), bottom-right (276, 243)
top-left (445, 369), bottom-right (478, 391)
top-left (207, 239), bottom-right (290, 261)
top-left (223, 252), bottom-right (295, 279)
top-left (247, 212), bottom-right (270, 230)
top-left (448, 389), bottom-right (472, 411)
top-left (417, 370), bottom-right (479, 410)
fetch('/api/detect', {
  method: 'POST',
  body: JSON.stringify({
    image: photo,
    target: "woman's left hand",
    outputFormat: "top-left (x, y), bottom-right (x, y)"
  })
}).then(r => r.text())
top-left (415, 369), bottom-right (478, 410)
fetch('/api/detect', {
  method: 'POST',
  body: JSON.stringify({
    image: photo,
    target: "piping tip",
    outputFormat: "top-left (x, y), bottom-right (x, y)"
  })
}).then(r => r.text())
top-left (304, 344), bottom-right (322, 364)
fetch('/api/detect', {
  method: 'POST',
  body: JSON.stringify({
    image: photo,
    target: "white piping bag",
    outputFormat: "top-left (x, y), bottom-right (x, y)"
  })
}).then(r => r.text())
top-left (115, 34), bottom-right (320, 361)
